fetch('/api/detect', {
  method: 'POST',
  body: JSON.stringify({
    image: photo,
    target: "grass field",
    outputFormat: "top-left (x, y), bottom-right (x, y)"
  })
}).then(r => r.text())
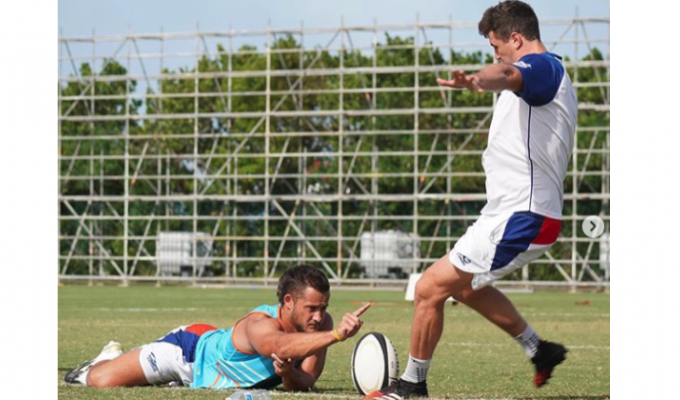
top-left (58, 285), bottom-right (609, 399)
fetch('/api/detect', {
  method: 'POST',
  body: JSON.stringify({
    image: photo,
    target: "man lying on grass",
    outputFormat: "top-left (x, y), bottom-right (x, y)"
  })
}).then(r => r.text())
top-left (65, 265), bottom-right (370, 391)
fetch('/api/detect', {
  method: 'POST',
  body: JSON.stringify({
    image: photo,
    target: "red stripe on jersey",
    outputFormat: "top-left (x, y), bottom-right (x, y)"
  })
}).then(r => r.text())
top-left (532, 217), bottom-right (561, 245)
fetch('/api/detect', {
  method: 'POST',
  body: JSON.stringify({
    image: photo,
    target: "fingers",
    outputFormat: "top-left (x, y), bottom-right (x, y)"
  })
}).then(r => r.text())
top-left (353, 302), bottom-right (372, 317)
top-left (271, 353), bottom-right (283, 363)
top-left (335, 303), bottom-right (371, 340)
top-left (271, 353), bottom-right (285, 371)
top-left (272, 353), bottom-right (293, 377)
top-left (272, 353), bottom-right (293, 364)
top-left (436, 70), bottom-right (469, 89)
top-left (453, 70), bottom-right (467, 80)
top-left (436, 78), bottom-right (453, 87)
top-left (339, 311), bottom-right (364, 338)
top-left (345, 311), bottom-right (361, 326)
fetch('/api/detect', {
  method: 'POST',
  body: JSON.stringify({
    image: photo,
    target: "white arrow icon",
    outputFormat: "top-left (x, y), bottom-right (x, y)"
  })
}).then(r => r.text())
top-left (582, 216), bottom-right (605, 238)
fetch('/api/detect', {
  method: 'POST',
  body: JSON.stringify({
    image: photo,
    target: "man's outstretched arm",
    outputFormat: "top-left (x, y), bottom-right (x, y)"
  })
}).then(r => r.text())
top-left (437, 63), bottom-right (523, 93)
top-left (248, 303), bottom-right (370, 362)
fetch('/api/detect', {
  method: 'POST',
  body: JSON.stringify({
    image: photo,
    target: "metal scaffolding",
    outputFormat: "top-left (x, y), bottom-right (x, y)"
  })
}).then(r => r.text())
top-left (58, 15), bottom-right (610, 289)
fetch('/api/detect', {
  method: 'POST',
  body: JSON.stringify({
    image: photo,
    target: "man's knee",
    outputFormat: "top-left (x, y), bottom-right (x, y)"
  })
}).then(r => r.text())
top-left (415, 259), bottom-right (473, 306)
top-left (414, 272), bottom-right (450, 307)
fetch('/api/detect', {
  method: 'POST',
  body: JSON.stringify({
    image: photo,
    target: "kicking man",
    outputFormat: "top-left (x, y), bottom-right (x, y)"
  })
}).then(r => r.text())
top-left (367, 1), bottom-right (577, 398)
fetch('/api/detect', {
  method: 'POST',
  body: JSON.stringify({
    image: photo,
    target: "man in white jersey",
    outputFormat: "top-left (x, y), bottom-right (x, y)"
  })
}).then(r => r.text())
top-left (366, 1), bottom-right (577, 398)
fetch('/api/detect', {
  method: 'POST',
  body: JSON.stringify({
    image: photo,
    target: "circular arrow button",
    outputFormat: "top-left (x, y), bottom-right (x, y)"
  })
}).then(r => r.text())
top-left (582, 216), bottom-right (605, 238)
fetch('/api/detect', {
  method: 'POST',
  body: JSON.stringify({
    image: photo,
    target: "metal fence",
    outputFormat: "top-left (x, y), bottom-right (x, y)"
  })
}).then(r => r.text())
top-left (58, 16), bottom-right (610, 289)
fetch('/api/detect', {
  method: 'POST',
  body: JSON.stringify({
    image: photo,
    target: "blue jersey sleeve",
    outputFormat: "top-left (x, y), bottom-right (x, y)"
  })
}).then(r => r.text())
top-left (512, 53), bottom-right (565, 107)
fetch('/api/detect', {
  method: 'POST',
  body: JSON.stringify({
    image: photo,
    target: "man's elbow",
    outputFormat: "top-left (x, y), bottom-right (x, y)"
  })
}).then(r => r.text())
top-left (273, 340), bottom-right (315, 360)
top-left (272, 345), bottom-right (296, 361)
top-left (268, 337), bottom-right (296, 360)
top-left (502, 66), bottom-right (523, 91)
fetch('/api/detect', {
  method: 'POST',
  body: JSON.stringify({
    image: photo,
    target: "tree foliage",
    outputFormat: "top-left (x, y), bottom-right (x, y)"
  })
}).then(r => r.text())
top-left (59, 36), bottom-right (609, 281)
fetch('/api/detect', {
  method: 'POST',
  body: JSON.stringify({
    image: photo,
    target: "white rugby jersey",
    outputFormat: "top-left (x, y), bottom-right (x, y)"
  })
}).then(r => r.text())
top-left (480, 52), bottom-right (577, 219)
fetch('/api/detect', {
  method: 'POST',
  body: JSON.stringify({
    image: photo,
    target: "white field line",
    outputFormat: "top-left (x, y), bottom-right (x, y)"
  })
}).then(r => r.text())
top-left (520, 312), bottom-right (610, 317)
top-left (93, 307), bottom-right (198, 312)
top-left (446, 341), bottom-right (609, 350)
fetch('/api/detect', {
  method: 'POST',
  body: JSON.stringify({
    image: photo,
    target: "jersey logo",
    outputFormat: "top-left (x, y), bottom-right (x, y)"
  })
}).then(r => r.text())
top-left (513, 61), bottom-right (531, 69)
top-left (457, 252), bottom-right (472, 265)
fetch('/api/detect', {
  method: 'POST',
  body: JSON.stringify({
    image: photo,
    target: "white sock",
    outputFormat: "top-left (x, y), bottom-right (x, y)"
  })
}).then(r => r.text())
top-left (400, 354), bottom-right (431, 384)
top-left (515, 325), bottom-right (541, 358)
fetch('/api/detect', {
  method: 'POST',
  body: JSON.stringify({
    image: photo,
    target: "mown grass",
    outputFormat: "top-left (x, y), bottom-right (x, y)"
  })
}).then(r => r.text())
top-left (59, 285), bottom-right (609, 399)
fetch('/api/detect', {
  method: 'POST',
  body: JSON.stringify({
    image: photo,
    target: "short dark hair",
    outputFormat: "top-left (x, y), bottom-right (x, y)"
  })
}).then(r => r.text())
top-left (478, 1), bottom-right (541, 41)
top-left (277, 265), bottom-right (330, 304)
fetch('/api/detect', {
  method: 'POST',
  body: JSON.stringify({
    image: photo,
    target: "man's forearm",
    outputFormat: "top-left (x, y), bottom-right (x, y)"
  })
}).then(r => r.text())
top-left (273, 331), bottom-right (337, 360)
top-left (473, 63), bottom-right (521, 92)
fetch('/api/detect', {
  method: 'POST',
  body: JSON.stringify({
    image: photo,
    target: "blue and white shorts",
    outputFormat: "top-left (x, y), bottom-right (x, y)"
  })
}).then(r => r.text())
top-left (449, 211), bottom-right (561, 290)
top-left (139, 324), bottom-right (216, 386)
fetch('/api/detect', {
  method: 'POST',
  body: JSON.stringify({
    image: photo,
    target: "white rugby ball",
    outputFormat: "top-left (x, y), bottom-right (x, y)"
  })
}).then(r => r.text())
top-left (351, 332), bottom-right (399, 395)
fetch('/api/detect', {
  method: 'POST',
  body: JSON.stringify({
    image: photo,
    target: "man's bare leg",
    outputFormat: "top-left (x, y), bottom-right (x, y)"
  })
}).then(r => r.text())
top-left (454, 285), bottom-right (528, 336)
top-left (409, 255), bottom-right (472, 359)
top-left (86, 348), bottom-right (149, 388)
top-left (406, 254), bottom-right (565, 390)
top-left (410, 255), bottom-right (530, 359)
top-left (365, 254), bottom-right (565, 399)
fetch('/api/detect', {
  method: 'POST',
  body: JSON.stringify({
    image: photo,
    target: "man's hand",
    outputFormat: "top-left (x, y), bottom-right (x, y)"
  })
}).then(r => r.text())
top-left (271, 353), bottom-right (295, 378)
top-left (437, 70), bottom-right (483, 92)
top-left (334, 302), bottom-right (371, 341)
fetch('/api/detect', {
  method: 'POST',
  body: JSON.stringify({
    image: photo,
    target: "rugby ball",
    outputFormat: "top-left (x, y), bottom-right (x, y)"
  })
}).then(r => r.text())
top-left (351, 332), bottom-right (399, 395)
